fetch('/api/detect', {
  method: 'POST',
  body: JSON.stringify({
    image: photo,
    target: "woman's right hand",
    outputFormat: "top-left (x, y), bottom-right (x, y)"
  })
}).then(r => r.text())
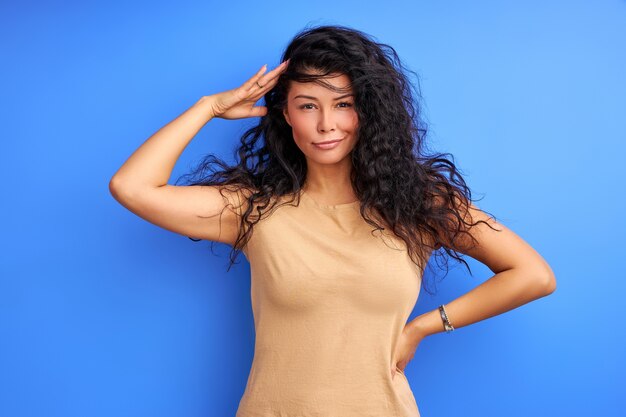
top-left (206, 59), bottom-right (290, 120)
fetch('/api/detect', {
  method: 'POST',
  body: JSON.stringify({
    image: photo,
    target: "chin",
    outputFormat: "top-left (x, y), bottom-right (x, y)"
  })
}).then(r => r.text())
top-left (307, 150), bottom-right (354, 165)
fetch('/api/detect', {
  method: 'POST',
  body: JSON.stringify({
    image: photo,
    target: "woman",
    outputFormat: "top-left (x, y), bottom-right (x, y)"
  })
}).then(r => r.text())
top-left (109, 25), bottom-right (556, 417)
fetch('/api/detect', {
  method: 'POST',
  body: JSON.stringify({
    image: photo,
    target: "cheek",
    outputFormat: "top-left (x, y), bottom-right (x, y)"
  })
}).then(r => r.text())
top-left (289, 113), bottom-right (310, 129)
top-left (347, 112), bottom-right (359, 129)
top-left (288, 114), bottom-right (316, 141)
top-left (340, 112), bottom-right (359, 135)
top-left (287, 109), bottom-right (359, 137)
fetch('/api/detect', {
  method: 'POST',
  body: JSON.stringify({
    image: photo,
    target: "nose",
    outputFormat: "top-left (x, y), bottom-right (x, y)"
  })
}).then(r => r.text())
top-left (317, 108), bottom-right (336, 133)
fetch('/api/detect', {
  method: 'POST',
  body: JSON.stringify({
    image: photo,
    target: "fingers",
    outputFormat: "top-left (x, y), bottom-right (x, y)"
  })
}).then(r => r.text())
top-left (249, 105), bottom-right (268, 117)
top-left (261, 59), bottom-right (290, 84)
top-left (241, 64), bottom-right (269, 91)
top-left (244, 59), bottom-right (289, 93)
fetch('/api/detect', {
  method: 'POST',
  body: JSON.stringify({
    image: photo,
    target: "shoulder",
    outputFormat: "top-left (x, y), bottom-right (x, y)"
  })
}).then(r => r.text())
top-left (217, 184), bottom-right (254, 210)
top-left (428, 190), bottom-right (477, 251)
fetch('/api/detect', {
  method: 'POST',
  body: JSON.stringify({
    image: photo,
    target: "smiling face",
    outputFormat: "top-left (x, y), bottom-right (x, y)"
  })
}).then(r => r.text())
top-left (283, 72), bottom-right (359, 167)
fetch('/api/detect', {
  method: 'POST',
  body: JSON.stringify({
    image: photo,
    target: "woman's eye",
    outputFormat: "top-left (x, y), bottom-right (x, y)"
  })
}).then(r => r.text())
top-left (298, 102), bottom-right (353, 110)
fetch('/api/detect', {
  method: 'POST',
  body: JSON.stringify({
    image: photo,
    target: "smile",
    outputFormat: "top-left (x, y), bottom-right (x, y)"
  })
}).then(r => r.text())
top-left (312, 138), bottom-right (344, 150)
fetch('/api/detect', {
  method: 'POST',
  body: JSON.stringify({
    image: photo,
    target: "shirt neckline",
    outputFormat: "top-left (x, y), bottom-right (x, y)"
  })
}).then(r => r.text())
top-left (300, 188), bottom-right (360, 210)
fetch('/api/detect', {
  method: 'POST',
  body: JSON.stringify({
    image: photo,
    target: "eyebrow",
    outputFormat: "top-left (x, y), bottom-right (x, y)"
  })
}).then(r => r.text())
top-left (293, 94), bottom-right (354, 101)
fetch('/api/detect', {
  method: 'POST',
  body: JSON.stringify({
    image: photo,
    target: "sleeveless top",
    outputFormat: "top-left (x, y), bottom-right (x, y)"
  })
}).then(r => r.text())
top-left (234, 188), bottom-right (423, 417)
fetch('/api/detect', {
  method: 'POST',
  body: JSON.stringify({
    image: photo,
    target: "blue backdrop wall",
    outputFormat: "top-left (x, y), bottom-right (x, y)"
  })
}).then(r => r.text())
top-left (1, 1), bottom-right (624, 416)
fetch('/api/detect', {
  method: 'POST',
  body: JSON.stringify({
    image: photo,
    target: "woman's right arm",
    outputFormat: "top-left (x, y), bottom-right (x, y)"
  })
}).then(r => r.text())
top-left (108, 60), bottom-right (289, 245)
top-left (109, 96), bottom-right (242, 245)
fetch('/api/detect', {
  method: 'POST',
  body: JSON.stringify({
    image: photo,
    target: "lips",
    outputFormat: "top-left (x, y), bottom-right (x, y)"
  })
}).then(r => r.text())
top-left (313, 138), bottom-right (344, 145)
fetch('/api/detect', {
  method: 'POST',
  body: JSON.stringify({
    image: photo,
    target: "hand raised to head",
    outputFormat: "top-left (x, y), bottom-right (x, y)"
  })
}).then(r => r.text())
top-left (207, 59), bottom-right (290, 120)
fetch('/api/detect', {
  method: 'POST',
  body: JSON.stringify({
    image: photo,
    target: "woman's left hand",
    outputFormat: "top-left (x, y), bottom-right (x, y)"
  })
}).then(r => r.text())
top-left (391, 324), bottom-right (424, 379)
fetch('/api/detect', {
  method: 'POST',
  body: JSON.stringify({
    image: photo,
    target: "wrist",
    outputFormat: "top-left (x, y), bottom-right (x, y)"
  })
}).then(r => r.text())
top-left (198, 95), bottom-right (217, 119)
top-left (409, 309), bottom-right (444, 338)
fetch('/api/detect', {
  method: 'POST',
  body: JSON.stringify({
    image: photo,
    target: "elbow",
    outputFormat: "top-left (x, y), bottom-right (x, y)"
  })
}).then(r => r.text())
top-left (526, 257), bottom-right (557, 296)
top-left (538, 264), bottom-right (557, 295)
top-left (109, 175), bottom-right (136, 203)
top-left (109, 175), bottom-right (124, 200)
top-left (522, 263), bottom-right (557, 297)
top-left (543, 272), bottom-right (557, 295)
top-left (109, 176), bottom-right (119, 197)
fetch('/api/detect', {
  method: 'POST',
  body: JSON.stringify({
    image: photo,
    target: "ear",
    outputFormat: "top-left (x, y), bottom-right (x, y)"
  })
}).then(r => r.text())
top-left (283, 106), bottom-right (291, 127)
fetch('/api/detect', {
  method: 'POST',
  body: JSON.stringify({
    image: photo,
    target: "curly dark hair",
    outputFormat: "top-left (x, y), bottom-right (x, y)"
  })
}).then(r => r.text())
top-left (176, 23), bottom-right (499, 295)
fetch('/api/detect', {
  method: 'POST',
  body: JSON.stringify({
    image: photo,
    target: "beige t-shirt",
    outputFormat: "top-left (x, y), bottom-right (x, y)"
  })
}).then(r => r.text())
top-left (235, 188), bottom-right (423, 417)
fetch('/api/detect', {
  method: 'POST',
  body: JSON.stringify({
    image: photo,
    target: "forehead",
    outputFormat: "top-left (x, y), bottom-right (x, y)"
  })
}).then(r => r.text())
top-left (288, 73), bottom-right (353, 97)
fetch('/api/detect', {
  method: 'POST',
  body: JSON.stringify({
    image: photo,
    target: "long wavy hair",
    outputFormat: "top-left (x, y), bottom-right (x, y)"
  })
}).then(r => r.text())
top-left (176, 24), bottom-right (499, 295)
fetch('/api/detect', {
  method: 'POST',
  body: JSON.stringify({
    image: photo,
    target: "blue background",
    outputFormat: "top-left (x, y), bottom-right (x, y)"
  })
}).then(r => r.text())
top-left (2, 1), bottom-right (624, 416)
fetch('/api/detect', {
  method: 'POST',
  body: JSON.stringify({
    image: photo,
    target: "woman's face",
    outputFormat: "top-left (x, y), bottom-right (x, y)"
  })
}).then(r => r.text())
top-left (283, 73), bottom-right (359, 165)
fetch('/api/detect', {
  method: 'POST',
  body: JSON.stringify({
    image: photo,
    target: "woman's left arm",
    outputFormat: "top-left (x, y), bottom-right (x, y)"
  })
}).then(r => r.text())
top-left (391, 202), bottom-right (556, 377)
top-left (410, 202), bottom-right (557, 339)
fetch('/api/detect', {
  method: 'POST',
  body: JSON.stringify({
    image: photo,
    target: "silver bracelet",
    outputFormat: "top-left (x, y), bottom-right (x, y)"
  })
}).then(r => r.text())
top-left (438, 304), bottom-right (455, 333)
